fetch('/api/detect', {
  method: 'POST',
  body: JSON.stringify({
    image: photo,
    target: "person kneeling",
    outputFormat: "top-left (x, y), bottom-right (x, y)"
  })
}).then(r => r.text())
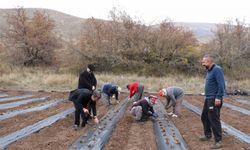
top-left (130, 95), bottom-right (158, 122)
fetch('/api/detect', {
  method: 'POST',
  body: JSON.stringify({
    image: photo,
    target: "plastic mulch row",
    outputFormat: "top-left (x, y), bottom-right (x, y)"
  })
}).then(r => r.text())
top-left (183, 100), bottom-right (250, 144)
top-left (0, 99), bottom-right (66, 121)
top-left (0, 108), bottom-right (75, 149)
top-left (223, 102), bottom-right (250, 116)
top-left (0, 93), bottom-right (8, 98)
top-left (153, 100), bottom-right (189, 150)
top-left (0, 95), bottom-right (33, 103)
top-left (235, 99), bottom-right (250, 106)
top-left (69, 98), bottom-right (129, 150)
top-left (0, 97), bottom-right (49, 110)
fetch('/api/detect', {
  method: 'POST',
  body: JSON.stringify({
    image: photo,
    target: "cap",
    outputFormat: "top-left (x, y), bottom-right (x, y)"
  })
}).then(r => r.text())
top-left (159, 89), bottom-right (166, 97)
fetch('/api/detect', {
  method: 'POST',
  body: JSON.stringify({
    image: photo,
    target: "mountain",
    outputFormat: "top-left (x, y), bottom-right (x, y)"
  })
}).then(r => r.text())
top-left (0, 8), bottom-right (216, 43)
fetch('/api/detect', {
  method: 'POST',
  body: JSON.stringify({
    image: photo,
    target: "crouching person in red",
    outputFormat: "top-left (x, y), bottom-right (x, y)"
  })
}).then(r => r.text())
top-left (130, 95), bottom-right (158, 122)
top-left (69, 88), bottom-right (101, 130)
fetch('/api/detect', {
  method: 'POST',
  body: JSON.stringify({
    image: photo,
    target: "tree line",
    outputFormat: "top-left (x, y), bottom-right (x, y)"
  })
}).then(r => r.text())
top-left (2, 8), bottom-right (250, 78)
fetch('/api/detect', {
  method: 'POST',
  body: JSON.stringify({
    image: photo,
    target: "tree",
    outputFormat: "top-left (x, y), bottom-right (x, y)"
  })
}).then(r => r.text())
top-left (5, 8), bottom-right (60, 66)
top-left (204, 19), bottom-right (250, 77)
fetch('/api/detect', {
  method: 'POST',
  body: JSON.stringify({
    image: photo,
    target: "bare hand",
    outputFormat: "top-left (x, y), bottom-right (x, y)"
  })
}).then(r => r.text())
top-left (215, 99), bottom-right (221, 106)
top-left (94, 117), bottom-right (99, 124)
top-left (83, 108), bottom-right (89, 114)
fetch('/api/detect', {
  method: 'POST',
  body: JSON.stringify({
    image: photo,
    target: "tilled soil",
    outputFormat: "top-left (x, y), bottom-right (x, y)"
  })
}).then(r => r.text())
top-left (6, 92), bottom-right (127, 150)
top-left (104, 103), bottom-right (157, 150)
top-left (187, 96), bottom-right (250, 135)
top-left (1, 91), bottom-right (250, 150)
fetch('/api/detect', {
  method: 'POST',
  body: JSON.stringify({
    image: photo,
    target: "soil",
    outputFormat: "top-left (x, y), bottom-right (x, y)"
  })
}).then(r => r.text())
top-left (104, 104), bottom-right (157, 150)
top-left (1, 91), bottom-right (250, 150)
top-left (187, 96), bottom-right (250, 135)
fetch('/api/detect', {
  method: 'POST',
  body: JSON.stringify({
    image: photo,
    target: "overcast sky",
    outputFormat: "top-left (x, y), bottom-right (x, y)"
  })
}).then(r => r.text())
top-left (1, 0), bottom-right (250, 24)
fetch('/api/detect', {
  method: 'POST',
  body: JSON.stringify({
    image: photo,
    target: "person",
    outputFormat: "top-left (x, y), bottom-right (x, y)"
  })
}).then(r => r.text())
top-left (126, 82), bottom-right (144, 101)
top-left (101, 83), bottom-right (121, 106)
top-left (78, 64), bottom-right (97, 91)
top-left (68, 88), bottom-right (101, 130)
top-left (159, 86), bottom-right (184, 117)
top-left (130, 95), bottom-right (158, 122)
top-left (200, 55), bottom-right (225, 149)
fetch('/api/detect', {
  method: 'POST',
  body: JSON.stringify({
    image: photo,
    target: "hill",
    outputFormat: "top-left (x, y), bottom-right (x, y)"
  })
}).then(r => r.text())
top-left (0, 8), bottom-right (216, 43)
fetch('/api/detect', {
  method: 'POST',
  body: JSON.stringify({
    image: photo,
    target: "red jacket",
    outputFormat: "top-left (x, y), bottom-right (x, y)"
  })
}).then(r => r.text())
top-left (128, 82), bottom-right (139, 98)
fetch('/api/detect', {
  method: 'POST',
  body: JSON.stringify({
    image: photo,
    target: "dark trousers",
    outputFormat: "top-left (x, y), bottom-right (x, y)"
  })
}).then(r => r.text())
top-left (201, 99), bottom-right (223, 142)
top-left (73, 101), bottom-right (88, 126)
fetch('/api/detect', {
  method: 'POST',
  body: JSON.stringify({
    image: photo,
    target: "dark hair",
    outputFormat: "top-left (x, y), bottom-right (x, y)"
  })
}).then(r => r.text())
top-left (87, 64), bottom-right (95, 72)
top-left (92, 91), bottom-right (101, 99)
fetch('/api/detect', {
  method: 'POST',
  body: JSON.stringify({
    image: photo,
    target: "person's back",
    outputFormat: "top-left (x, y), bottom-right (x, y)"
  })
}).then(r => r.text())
top-left (78, 64), bottom-right (97, 91)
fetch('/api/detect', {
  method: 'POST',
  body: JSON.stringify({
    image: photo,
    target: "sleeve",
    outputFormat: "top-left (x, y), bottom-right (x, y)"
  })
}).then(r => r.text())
top-left (90, 101), bottom-right (97, 116)
top-left (149, 105), bottom-right (154, 114)
top-left (92, 74), bottom-right (97, 87)
top-left (115, 90), bottom-right (119, 100)
top-left (215, 68), bottom-right (225, 99)
top-left (168, 92), bottom-right (176, 107)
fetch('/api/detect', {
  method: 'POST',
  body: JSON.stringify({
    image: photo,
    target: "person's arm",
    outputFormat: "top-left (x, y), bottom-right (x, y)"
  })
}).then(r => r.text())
top-left (90, 101), bottom-right (97, 117)
top-left (168, 91), bottom-right (176, 107)
top-left (215, 68), bottom-right (225, 100)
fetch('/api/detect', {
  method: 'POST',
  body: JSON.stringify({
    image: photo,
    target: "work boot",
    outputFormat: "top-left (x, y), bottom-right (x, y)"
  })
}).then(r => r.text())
top-left (81, 121), bottom-right (86, 127)
top-left (210, 141), bottom-right (222, 149)
top-left (73, 124), bottom-right (80, 131)
top-left (199, 135), bottom-right (212, 141)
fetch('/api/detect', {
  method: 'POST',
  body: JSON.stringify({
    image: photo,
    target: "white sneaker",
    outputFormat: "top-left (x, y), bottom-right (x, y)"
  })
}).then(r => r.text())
top-left (167, 112), bottom-right (174, 116)
top-left (171, 114), bottom-right (178, 118)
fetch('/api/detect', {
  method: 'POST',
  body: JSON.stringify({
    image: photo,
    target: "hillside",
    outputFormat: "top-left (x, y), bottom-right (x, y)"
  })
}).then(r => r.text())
top-left (0, 8), bottom-right (216, 43)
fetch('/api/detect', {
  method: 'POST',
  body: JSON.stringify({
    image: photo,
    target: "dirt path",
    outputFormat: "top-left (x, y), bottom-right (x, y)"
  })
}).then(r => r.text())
top-left (104, 105), bottom-right (157, 150)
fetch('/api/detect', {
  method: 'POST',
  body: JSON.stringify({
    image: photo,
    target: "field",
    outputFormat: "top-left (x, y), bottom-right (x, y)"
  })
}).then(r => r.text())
top-left (0, 90), bottom-right (250, 150)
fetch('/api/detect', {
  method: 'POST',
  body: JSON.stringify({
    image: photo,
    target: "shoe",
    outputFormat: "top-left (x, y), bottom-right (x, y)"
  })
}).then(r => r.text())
top-left (81, 121), bottom-right (86, 127)
top-left (210, 141), bottom-right (222, 149)
top-left (171, 114), bottom-right (178, 118)
top-left (73, 124), bottom-right (80, 130)
top-left (199, 135), bottom-right (211, 141)
top-left (167, 112), bottom-right (174, 116)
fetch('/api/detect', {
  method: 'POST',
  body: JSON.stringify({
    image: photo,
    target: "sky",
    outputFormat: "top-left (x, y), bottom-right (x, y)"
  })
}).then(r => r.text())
top-left (0, 0), bottom-right (250, 24)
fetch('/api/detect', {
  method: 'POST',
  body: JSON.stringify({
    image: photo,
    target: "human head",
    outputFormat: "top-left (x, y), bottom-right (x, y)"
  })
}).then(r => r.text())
top-left (159, 89), bottom-right (167, 97)
top-left (87, 64), bottom-right (95, 72)
top-left (149, 95), bottom-right (158, 105)
top-left (201, 55), bottom-right (214, 70)
top-left (91, 91), bottom-right (101, 101)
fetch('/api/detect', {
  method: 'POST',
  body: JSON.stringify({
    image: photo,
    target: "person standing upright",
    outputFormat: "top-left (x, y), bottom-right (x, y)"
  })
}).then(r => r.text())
top-left (200, 55), bottom-right (225, 149)
top-left (78, 64), bottom-right (97, 91)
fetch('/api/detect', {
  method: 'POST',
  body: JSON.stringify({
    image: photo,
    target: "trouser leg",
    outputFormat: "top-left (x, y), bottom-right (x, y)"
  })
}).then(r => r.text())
top-left (174, 98), bottom-right (183, 115)
top-left (207, 99), bottom-right (223, 142)
top-left (201, 100), bottom-right (212, 138)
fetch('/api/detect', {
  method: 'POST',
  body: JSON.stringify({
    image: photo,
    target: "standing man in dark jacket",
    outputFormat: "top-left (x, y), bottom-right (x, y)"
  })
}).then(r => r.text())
top-left (200, 55), bottom-right (225, 149)
top-left (69, 88), bottom-right (101, 130)
top-left (78, 64), bottom-right (97, 91)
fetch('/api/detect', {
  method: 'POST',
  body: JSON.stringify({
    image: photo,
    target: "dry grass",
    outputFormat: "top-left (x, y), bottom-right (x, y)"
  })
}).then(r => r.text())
top-left (0, 65), bottom-right (249, 94)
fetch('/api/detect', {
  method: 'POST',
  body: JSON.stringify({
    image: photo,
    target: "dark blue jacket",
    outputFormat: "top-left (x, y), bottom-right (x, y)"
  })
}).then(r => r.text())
top-left (102, 84), bottom-right (119, 100)
top-left (205, 64), bottom-right (225, 100)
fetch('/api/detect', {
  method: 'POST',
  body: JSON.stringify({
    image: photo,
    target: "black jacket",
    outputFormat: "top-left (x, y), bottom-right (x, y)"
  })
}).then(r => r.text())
top-left (132, 99), bottom-right (154, 117)
top-left (78, 70), bottom-right (97, 90)
top-left (69, 88), bottom-right (97, 116)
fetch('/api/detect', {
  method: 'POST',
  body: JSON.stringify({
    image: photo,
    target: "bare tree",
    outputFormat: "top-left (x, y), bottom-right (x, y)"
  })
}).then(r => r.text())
top-left (5, 8), bottom-right (60, 66)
